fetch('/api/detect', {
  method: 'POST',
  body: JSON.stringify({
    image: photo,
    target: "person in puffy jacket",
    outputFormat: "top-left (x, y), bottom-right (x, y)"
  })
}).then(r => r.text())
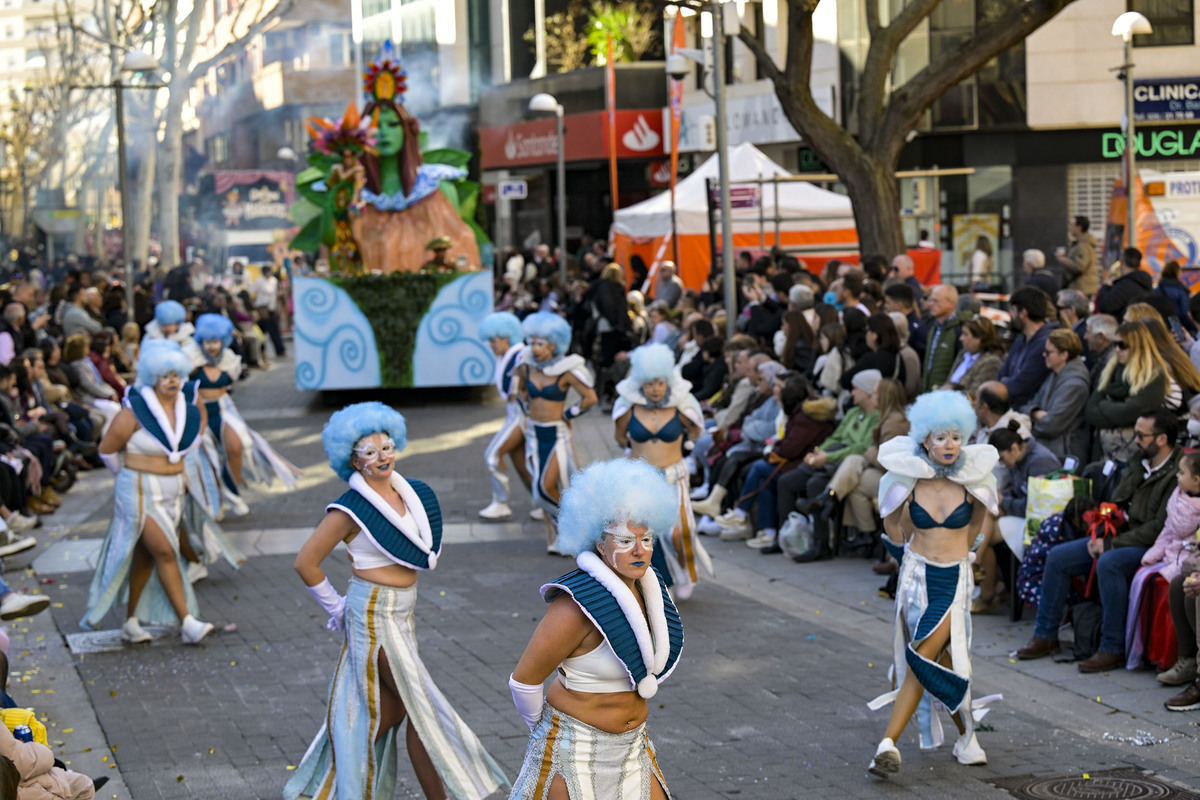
top-left (0, 721), bottom-right (95, 800)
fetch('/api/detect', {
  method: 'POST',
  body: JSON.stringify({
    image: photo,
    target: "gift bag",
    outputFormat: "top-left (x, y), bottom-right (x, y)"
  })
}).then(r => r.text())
top-left (1025, 471), bottom-right (1091, 546)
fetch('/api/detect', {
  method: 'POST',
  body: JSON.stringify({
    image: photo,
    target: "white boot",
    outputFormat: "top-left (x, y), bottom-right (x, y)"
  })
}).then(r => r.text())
top-left (952, 732), bottom-right (986, 765)
top-left (691, 486), bottom-right (727, 518)
top-left (477, 501), bottom-right (513, 520)
top-left (121, 617), bottom-right (153, 644)
top-left (529, 507), bottom-right (545, 521)
top-left (227, 493), bottom-right (251, 517)
top-left (868, 737), bottom-right (901, 778)
top-left (187, 561), bottom-right (209, 584)
top-left (181, 614), bottom-right (215, 645)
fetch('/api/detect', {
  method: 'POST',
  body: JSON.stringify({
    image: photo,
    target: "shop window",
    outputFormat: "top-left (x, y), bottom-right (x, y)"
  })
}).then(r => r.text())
top-left (1129, 0), bottom-right (1194, 47)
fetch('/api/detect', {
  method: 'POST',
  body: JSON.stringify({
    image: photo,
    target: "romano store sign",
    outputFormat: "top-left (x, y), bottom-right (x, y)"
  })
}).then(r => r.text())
top-left (480, 110), bottom-right (665, 169)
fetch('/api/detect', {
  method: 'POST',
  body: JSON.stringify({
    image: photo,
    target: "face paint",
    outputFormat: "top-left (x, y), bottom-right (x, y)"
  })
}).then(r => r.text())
top-left (202, 340), bottom-right (223, 360)
top-left (353, 437), bottom-right (395, 466)
top-left (602, 522), bottom-right (654, 570)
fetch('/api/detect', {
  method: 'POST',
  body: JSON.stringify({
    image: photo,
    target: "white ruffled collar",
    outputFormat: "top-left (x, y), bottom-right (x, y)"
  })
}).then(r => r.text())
top-left (877, 436), bottom-right (998, 485)
top-left (138, 386), bottom-right (187, 462)
top-left (611, 369), bottom-right (703, 427)
top-left (576, 551), bottom-right (669, 697)
top-left (349, 471), bottom-right (437, 567)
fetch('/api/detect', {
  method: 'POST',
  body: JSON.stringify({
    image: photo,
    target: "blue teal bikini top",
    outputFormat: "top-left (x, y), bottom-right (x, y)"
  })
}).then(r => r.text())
top-left (909, 488), bottom-right (972, 529)
top-left (526, 369), bottom-right (569, 401)
top-left (628, 411), bottom-right (684, 443)
top-left (191, 368), bottom-right (233, 390)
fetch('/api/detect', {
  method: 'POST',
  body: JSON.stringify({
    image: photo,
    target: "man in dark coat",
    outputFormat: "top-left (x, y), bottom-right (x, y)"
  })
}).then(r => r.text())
top-left (1096, 248), bottom-right (1151, 320)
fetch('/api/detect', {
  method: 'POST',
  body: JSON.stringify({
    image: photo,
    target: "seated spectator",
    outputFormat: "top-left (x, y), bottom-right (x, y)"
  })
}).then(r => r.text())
top-left (1018, 410), bottom-right (1182, 672)
top-left (710, 374), bottom-right (837, 546)
top-left (920, 284), bottom-right (962, 392)
top-left (1157, 259), bottom-right (1196, 335)
top-left (889, 253), bottom-right (926, 299)
top-left (679, 317), bottom-right (714, 388)
top-left (996, 286), bottom-right (1055, 409)
top-left (944, 317), bottom-right (1005, 398)
top-left (973, 424), bottom-right (1064, 614)
top-left (1085, 313), bottom-right (1118, 385)
top-left (812, 322), bottom-right (851, 397)
top-left (1125, 451), bottom-right (1200, 673)
top-left (841, 313), bottom-right (905, 391)
top-left (86, 332), bottom-right (126, 396)
top-left (62, 334), bottom-right (117, 406)
top-left (1096, 247), bottom-right (1151, 321)
top-left (0, 304), bottom-right (25, 366)
top-left (787, 283), bottom-right (820, 335)
top-left (1026, 328), bottom-right (1090, 463)
top-left (627, 291), bottom-right (650, 345)
top-left (778, 311), bottom-right (817, 377)
top-left (647, 302), bottom-right (681, 348)
top-left (120, 321), bottom-right (140, 366)
top-left (1162, 547), bottom-right (1200, 709)
top-left (1056, 289), bottom-right (1090, 345)
top-left (970, 381), bottom-right (1031, 445)
top-left (1123, 305), bottom-right (1200, 412)
top-left (1023, 249), bottom-right (1063, 297)
top-left (883, 283), bottom-right (926, 356)
top-left (1085, 320), bottom-right (1168, 463)
top-left (692, 337), bottom-right (727, 404)
top-left (887, 312), bottom-right (922, 401)
top-left (823, 376), bottom-right (909, 544)
top-left (60, 285), bottom-right (102, 339)
top-left (837, 270), bottom-right (872, 317)
top-left (1016, 497), bottom-right (1096, 611)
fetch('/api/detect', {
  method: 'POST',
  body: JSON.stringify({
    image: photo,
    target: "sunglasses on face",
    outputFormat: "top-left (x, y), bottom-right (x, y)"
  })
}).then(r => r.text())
top-left (1115, 341), bottom-right (1129, 350)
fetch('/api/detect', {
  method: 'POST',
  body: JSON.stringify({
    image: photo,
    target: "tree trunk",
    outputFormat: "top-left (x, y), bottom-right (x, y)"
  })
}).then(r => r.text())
top-left (131, 141), bottom-right (156, 269)
top-left (840, 156), bottom-right (906, 259)
top-left (157, 92), bottom-right (187, 269)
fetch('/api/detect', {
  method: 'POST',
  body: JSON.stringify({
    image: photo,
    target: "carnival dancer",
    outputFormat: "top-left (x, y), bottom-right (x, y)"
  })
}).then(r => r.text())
top-left (867, 391), bottom-right (1001, 778)
top-left (143, 300), bottom-right (204, 369)
top-left (507, 459), bottom-right (683, 800)
top-left (477, 311), bottom-right (532, 520)
top-left (517, 311), bottom-right (597, 553)
top-left (286, 402), bottom-right (508, 800)
top-left (613, 344), bottom-right (713, 601)
top-left (192, 313), bottom-right (301, 518)
top-left (81, 340), bottom-right (216, 645)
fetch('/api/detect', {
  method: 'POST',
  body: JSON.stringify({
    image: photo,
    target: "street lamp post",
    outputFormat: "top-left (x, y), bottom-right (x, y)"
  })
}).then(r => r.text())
top-left (529, 92), bottom-right (567, 287)
top-left (709, 0), bottom-right (735, 340)
top-left (1112, 12), bottom-right (1153, 249)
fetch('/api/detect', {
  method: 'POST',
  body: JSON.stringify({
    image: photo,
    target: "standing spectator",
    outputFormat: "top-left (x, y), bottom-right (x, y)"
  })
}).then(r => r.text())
top-left (1018, 410), bottom-right (1182, 672)
top-left (626, 290), bottom-right (650, 346)
top-left (162, 260), bottom-right (198, 302)
top-left (837, 270), bottom-right (871, 316)
top-left (590, 263), bottom-right (630, 385)
top-left (1097, 248), bottom-right (1151, 320)
top-left (944, 316), bottom-right (1005, 397)
top-left (252, 266), bottom-right (285, 358)
top-left (920, 284), bottom-right (962, 393)
top-left (654, 262), bottom-right (684, 309)
top-left (1157, 260), bottom-right (1197, 335)
top-left (969, 235), bottom-right (993, 289)
top-left (996, 286), bottom-right (1055, 408)
top-left (1026, 328), bottom-right (1090, 462)
top-left (1056, 215), bottom-right (1099, 296)
top-left (1022, 249), bottom-right (1062, 297)
top-left (60, 285), bottom-right (102, 338)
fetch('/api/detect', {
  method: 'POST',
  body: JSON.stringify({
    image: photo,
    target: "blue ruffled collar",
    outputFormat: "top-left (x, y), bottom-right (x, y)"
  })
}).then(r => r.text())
top-left (360, 163), bottom-right (468, 211)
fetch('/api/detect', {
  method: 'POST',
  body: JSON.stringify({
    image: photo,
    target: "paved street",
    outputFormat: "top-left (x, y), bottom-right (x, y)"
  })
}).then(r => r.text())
top-left (1, 357), bottom-right (1197, 799)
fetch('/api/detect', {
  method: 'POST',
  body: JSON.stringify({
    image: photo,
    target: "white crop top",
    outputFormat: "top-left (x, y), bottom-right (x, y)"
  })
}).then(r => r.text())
top-left (558, 639), bottom-right (633, 694)
top-left (127, 427), bottom-right (167, 456)
top-left (344, 512), bottom-right (407, 571)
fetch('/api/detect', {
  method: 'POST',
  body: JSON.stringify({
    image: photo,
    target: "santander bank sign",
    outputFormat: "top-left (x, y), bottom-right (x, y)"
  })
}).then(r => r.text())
top-left (504, 129), bottom-right (559, 162)
top-left (481, 109), bottom-right (665, 170)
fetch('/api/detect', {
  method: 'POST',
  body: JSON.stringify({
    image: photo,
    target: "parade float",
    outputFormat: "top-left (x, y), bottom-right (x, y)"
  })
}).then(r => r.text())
top-left (289, 45), bottom-right (494, 390)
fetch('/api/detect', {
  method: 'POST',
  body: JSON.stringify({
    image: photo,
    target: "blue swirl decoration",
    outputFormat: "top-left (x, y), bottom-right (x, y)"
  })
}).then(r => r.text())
top-left (292, 277), bottom-right (381, 389)
top-left (413, 272), bottom-right (496, 387)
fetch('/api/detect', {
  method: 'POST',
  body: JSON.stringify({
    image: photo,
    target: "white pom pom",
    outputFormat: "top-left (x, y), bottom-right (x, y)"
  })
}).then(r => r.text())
top-left (426, 552), bottom-right (438, 570)
top-left (637, 676), bottom-right (658, 699)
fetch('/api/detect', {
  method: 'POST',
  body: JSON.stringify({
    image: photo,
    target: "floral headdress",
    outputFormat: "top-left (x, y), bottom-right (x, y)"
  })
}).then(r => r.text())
top-left (306, 102), bottom-right (377, 156)
top-left (363, 41), bottom-right (407, 105)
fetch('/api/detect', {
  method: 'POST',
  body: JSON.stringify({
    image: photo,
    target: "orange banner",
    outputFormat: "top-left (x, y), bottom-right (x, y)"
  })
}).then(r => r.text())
top-left (606, 35), bottom-right (619, 212)
top-left (668, 12), bottom-right (685, 263)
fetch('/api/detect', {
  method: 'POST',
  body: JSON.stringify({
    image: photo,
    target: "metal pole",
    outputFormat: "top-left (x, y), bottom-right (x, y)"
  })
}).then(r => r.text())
top-left (115, 78), bottom-right (134, 314)
top-left (1125, 37), bottom-right (1137, 249)
top-left (712, 0), bottom-right (736, 340)
top-left (556, 105), bottom-right (567, 287)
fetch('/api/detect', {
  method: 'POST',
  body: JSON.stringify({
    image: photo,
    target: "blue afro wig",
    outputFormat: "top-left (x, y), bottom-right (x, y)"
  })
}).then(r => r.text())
top-left (154, 300), bottom-right (186, 326)
top-left (322, 402), bottom-right (408, 481)
top-left (629, 344), bottom-right (676, 386)
top-left (907, 390), bottom-right (977, 444)
top-left (135, 339), bottom-right (193, 388)
top-left (556, 459), bottom-right (678, 556)
top-left (521, 311), bottom-right (571, 356)
top-left (477, 311), bottom-right (524, 345)
top-left (193, 313), bottom-right (234, 347)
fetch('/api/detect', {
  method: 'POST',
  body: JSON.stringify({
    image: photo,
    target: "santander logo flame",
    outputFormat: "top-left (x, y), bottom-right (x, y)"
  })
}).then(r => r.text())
top-left (622, 114), bottom-right (661, 152)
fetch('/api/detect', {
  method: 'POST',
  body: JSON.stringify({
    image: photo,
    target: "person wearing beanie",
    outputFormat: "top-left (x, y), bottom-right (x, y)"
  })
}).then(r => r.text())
top-left (507, 459), bottom-right (683, 799)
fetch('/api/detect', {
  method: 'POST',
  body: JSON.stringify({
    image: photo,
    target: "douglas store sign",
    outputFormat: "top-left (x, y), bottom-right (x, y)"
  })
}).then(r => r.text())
top-left (1102, 128), bottom-right (1200, 159)
top-left (1134, 77), bottom-right (1200, 122)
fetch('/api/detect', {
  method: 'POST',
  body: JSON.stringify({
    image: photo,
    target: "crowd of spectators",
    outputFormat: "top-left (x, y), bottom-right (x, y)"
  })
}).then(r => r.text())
top-left (504, 218), bottom-right (1200, 712)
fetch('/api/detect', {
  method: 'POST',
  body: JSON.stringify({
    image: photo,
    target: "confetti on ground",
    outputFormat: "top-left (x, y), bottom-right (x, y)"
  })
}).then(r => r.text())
top-left (1102, 730), bottom-right (1169, 746)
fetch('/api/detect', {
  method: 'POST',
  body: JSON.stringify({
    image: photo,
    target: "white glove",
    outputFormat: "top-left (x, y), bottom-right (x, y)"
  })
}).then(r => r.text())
top-left (306, 578), bottom-right (346, 632)
top-left (99, 451), bottom-right (121, 475)
top-left (508, 673), bottom-right (544, 731)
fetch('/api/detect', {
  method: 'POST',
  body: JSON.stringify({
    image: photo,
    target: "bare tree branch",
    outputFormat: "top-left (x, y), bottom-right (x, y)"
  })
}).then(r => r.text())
top-left (186, 0), bottom-right (294, 81)
top-left (864, 0), bottom-right (880, 37)
top-left (858, 0), bottom-right (940, 144)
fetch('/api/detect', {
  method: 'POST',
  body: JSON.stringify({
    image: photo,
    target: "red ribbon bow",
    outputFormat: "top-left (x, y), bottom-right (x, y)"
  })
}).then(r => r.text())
top-left (1083, 503), bottom-right (1127, 596)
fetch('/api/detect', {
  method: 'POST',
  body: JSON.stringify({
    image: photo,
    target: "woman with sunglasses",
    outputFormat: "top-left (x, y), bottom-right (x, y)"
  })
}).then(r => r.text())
top-left (81, 339), bottom-right (217, 645)
top-left (507, 459), bottom-right (683, 800)
top-left (869, 390), bottom-right (1000, 778)
top-left (517, 312), bottom-right (598, 554)
top-left (287, 402), bottom-right (507, 800)
top-left (1085, 320), bottom-right (1171, 462)
top-left (613, 343), bottom-right (711, 600)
